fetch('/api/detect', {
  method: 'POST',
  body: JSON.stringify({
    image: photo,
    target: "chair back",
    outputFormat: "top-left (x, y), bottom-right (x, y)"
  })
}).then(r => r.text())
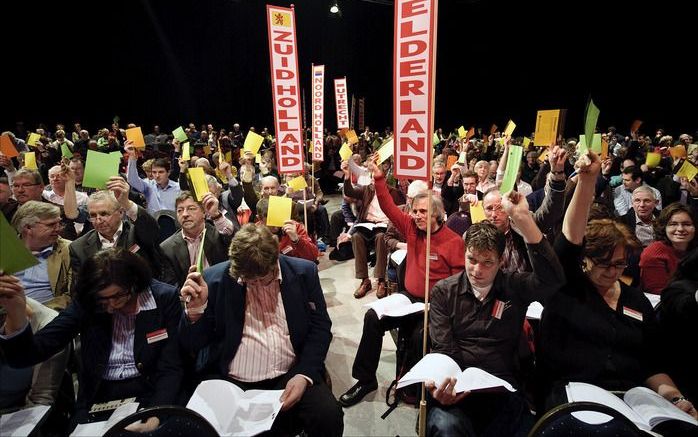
top-left (154, 210), bottom-right (180, 244)
top-left (528, 401), bottom-right (643, 437)
top-left (103, 405), bottom-right (219, 437)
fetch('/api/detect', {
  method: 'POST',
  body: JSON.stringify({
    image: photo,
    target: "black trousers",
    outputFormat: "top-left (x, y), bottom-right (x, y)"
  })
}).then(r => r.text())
top-left (226, 372), bottom-right (344, 437)
top-left (351, 304), bottom-right (423, 384)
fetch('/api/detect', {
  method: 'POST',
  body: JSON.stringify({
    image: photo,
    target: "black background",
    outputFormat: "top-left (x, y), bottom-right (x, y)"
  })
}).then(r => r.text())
top-left (2, 0), bottom-right (696, 137)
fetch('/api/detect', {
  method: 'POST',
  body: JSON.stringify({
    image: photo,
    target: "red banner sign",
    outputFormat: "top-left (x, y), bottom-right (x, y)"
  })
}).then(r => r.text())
top-left (334, 78), bottom-right (349, 130)
top-left (393, 0), bottom-right (438, 181)
top-left (311, 65), bottom-right (325, 162)
top-left (267, 5), bottom-right (304, 174)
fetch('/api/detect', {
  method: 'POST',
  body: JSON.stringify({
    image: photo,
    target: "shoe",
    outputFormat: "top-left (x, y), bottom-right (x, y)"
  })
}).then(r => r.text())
top-left (339, 381), bottom-right (378, 407)
top-left (354, 278), bottom-right (372, 298)
top-left (376, 280), bottom-right (387, 299)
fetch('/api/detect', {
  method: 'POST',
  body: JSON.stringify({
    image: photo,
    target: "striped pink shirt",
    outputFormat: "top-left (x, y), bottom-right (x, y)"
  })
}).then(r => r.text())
top-left (228, 266), bottom-right (296, 382)
top-left (103, 290), bottom-right (157, 380)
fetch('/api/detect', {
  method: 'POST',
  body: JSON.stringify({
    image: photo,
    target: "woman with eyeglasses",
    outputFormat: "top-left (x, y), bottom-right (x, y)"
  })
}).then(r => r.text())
top-left (536, 152), bottom-right (698, 431)
top-left (0, 248), bottom-right (183, 432)
top-left (640, 203), bottom-right (697, 294)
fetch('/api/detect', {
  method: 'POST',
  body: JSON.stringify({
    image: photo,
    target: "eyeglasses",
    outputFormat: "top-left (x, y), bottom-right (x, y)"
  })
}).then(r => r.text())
top-left (95, 289), bottom-right (132, 307)
top-left (34, 220), bottom-right (65, 230)
top-left (12, 183), bottom-right (41, 190)
top-left (593, 261), bottom-right (628, 271)
top-left (667, 222), bottom-right (694, 229)
top-left (88, 210), bottom-right (119, 222)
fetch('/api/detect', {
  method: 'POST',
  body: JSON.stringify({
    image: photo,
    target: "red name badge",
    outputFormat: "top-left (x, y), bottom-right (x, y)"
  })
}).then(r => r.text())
top-left (622, 306), bottom-right (643, 322)
top-left (491, 300), bottom-right (505, 319)
top-left (146, 328), bottom-right (168, 344)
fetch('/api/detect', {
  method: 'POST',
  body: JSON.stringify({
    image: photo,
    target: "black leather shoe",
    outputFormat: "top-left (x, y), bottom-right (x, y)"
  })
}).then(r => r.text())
top-left (339, 381), bottom-right (378, 407)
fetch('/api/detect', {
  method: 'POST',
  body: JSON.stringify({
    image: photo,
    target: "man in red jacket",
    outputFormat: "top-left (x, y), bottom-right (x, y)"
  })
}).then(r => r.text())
top-left (339, 156), bottom-right (465, 407)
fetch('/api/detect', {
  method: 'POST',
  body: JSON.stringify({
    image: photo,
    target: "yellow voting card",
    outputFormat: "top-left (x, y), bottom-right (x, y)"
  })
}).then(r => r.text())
top-left (267, 195), bottom-right (292, 227)
top-left (188, 167), bottom-right (210, 201)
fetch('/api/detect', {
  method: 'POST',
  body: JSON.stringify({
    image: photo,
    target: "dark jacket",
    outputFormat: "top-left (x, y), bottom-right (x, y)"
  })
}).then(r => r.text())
top-left (0, 281), bottom-right (183, 415)
top-left (160, 223), bottom-right (232, 288)
top-left (69, 205), bottom-right (176, 285)
top-left (429, 238), bottom-right (564, 386)
top-left (179, 256), bottom-right (332, 384)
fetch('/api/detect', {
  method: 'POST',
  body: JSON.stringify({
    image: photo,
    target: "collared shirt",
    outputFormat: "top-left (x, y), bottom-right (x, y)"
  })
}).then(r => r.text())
top-left (42, 188), bottom-right (89, 207)
top-left (365, 191), bottom-right (389, 224)
top-left (228, 265), bottom-right (297, 382)
top-left (103, 289), bottom-right (157, 381)
top-left (613, 183), bottom-right (662, 216)
top-left (635, 213), bottom-right (655, 247)
top-left (127, 159), bottom-right (181, 214)
top-left (182, 228), bottom-right (210, 269)
top-left (477, 179), bottom-right (496, 194)
top-left (99, 222), bottom-right (124, 249)
top-left (15, 247), bottom-right (54, 304)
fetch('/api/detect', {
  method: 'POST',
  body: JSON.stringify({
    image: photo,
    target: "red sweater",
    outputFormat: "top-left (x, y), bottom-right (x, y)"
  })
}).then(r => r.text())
top-left (374, 176), bottom-right (465, 298)
top-left (277, 222), bottom-right (319, 263)
top-left (639, 241), bottom-right (681, 294)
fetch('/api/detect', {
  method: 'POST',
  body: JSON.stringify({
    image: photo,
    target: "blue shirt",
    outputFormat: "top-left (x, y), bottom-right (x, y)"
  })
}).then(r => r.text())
top-left (127, 159), bottom-right (180, 214)
top-left (15, 247), bottom-right (54, 305)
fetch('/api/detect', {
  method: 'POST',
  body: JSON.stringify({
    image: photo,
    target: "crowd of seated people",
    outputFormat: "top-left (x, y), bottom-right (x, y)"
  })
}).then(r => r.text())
top-left (1, 120), bottom-right (697, 436)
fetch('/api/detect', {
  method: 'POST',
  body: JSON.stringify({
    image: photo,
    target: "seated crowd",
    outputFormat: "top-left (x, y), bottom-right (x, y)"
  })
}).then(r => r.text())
top-left (1, 121), bottom-right (697, 436)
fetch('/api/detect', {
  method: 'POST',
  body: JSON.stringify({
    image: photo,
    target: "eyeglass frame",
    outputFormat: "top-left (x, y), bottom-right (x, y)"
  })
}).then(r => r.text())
top-left (94, 288), bottom-right (134, 309)
top-left (88, 209), bottom-right (121, 222)
top-left (33, 219), bottom-right (65, 230)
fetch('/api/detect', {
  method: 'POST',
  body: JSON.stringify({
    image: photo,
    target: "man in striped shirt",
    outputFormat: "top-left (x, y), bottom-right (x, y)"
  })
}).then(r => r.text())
top-left (180, 224), bottom-right (343, 436)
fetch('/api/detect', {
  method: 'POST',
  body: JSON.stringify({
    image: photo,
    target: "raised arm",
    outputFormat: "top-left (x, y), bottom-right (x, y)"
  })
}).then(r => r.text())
top-left (125, 141), bottom-right (148, 194)
top-left (563, 152), bottom-right (601, 245)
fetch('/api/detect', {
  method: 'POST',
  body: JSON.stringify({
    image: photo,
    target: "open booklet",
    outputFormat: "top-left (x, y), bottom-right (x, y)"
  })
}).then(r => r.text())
top-left (0, 405), bottom-right (50, 437)
top-left (363, 293), bottom-right (425, 319)
top-left (71, 402), bottom-right (139, 436)
top-left (397, 353), bottom-right (515, 393)
top-left (566, 382), bottom-right (698, 433)
top-left (353, 222), bottom-right (388, 231)
top-left (186, 379), bottom-right (284, 436)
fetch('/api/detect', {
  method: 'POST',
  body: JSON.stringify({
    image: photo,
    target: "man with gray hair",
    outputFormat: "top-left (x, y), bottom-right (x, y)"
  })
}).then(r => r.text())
top-left (619, 185), bottom-right (659, 247)
top-left (69, 177), bottom-right (175, 285)
top-left (10, 201), bottom-right (72, 310)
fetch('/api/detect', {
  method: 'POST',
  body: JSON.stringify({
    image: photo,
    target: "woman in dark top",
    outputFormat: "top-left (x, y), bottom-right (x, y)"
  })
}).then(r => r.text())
top-left (658, 247), bottom-right (698, 406)
top-left (0, 248), bottom-right (183, 432)
top-left (536, 152), bottom-right (697, 428)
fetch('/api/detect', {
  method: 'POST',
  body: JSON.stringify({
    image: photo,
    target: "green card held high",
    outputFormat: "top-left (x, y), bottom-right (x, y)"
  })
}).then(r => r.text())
top-left (500, 145), bottom-right (523, 194)
top-left (82, 150), bottom-right (122, 189)
top-left (0, 213), bottom-right (39, 275)
top-left (173, 126), bottom-right (188, 143)
top-left (584, 98), bottom-right (600, 150)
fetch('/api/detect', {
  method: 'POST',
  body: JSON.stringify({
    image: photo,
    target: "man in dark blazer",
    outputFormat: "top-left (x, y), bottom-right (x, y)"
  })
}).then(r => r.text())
top-left (160, 191), bottom-right (234, 287)
top-left (179, 224), bottom-right (343, 437)
top-left (69, 177), bottom-right (176, 285)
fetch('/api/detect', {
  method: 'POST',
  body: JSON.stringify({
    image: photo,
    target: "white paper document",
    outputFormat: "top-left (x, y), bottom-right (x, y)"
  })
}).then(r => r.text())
top-left (525, 301), bottom-right (544, 320)
top-left (565, 382), bottom-right (698, 433)
top-left (390, 249), bottom-right (407, 265)
top-left (71, 402), bottom-right (139, 436)
top-left (363, 293), bottom-right (425, 319)
top-left (0, 405), bottom-right (50, 437)
top-left (397, 353), bottom-right (515, 393)
top-left (187, 379), bottom-right (284, 436)
top-left (353, 222), bottom-right (388, 231)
